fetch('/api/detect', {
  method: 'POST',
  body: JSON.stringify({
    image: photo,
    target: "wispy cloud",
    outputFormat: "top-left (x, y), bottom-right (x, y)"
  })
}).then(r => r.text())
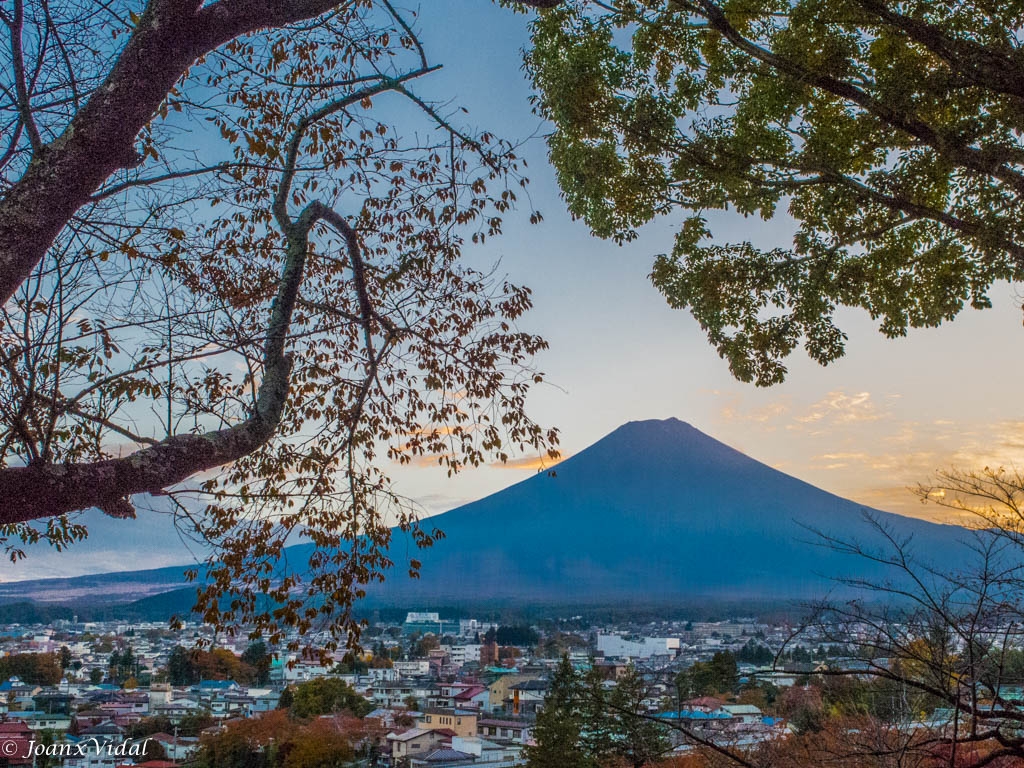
top-left (936, 420), bottom-right (1024, 470)
top-left (719, 400), bottom-right (789, 424)
top-left (707, 390), bottom-right (791, 436)
top-left (411, 493), bottom-right (478, 517)
top-left (795, 390), bottom-right (881, 426)
top-left (819, 452), bottom-right (872, 461)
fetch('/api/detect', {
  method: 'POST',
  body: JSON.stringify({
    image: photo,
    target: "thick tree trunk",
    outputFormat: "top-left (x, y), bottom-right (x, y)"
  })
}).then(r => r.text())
top-left (0, 416), bottom-right (278, 524)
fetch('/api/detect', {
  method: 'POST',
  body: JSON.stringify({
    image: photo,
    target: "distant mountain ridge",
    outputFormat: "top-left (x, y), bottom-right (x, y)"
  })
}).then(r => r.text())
top-left (0, 418), bottom-right (972, 608)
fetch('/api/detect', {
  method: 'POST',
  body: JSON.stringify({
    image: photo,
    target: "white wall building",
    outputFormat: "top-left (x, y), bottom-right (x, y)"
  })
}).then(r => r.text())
top-left (596, 634), bottom-right (680, 660)
top-left (459, 620), bottom-right (498, 637)
top-left (394, 660), bottom-right (430, 676)
top-left (442, 644), bottom-right (482, 665)
top-left (406, 612), bottom-right (441, 623)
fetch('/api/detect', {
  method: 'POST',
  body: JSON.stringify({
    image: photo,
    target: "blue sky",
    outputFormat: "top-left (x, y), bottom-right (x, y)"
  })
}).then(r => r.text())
top-left (7, 0), bottom-right (1024, 581)
top-left (396, 1), bottom-right (1024, 522)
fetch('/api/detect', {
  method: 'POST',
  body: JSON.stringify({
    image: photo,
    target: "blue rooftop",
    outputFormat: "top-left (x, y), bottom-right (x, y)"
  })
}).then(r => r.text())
top-left (198, 680), bottom-right (237, 689)
top-left (654, 710), bottom-right (731, 721)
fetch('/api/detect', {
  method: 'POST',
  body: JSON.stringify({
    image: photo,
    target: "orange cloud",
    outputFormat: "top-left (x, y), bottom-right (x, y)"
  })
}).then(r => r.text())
top-left (401, 425), bottom-right (471, 438)
top-left (490, 453), bottom-right (565, 471)
top-left (408, 452), bottom-right (458, 468)
top-left (838, 484), bottom-right (995, 526)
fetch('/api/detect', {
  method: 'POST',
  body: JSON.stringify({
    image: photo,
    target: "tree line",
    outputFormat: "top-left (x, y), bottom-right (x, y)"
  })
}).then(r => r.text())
top-left (165, 642), bottom-right (272, 686)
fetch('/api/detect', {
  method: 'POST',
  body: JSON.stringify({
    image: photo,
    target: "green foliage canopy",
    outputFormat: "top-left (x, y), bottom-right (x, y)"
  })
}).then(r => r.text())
top-left (524, 656), bottom-right (593, 768)
top-left (0, 652), bottom-right (62, 686)
top-left (606, 666), bottom-right (671, 768)
top-left (675, 651), bottom-right (738, 697)
top-left (527, 658), bottom-right (667, 768)
top-left (496, 625), bottom-right (542, 646)
top-left (528, 0), bottom-right (1024, 384)
top-left (289, 677), bottom-right (373, 719)
top-left (241, 641), bottom-right (273, 686)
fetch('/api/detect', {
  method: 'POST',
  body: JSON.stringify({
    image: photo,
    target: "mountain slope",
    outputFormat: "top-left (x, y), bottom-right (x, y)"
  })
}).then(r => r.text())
top-left (0, 418), bottom-right (972, 606)
top-left (354, 418), bottom-right (968, 602)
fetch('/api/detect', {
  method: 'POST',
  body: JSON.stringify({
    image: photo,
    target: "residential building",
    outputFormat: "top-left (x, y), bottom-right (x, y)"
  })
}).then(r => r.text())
top-left (387, 727), bottom-right (452, 763)
top-left (417, 709), bottom-right (478, 738)
top-left (476, 718), bottom-right (532, 745)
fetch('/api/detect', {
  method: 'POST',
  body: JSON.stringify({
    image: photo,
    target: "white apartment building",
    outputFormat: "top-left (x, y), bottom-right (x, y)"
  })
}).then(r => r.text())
top-left (596, 633), bottom-right (680, 659)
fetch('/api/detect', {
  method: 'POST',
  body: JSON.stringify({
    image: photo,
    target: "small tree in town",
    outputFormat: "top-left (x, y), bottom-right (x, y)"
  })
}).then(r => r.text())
top-left (525, 655), bottom-right (593, 768)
